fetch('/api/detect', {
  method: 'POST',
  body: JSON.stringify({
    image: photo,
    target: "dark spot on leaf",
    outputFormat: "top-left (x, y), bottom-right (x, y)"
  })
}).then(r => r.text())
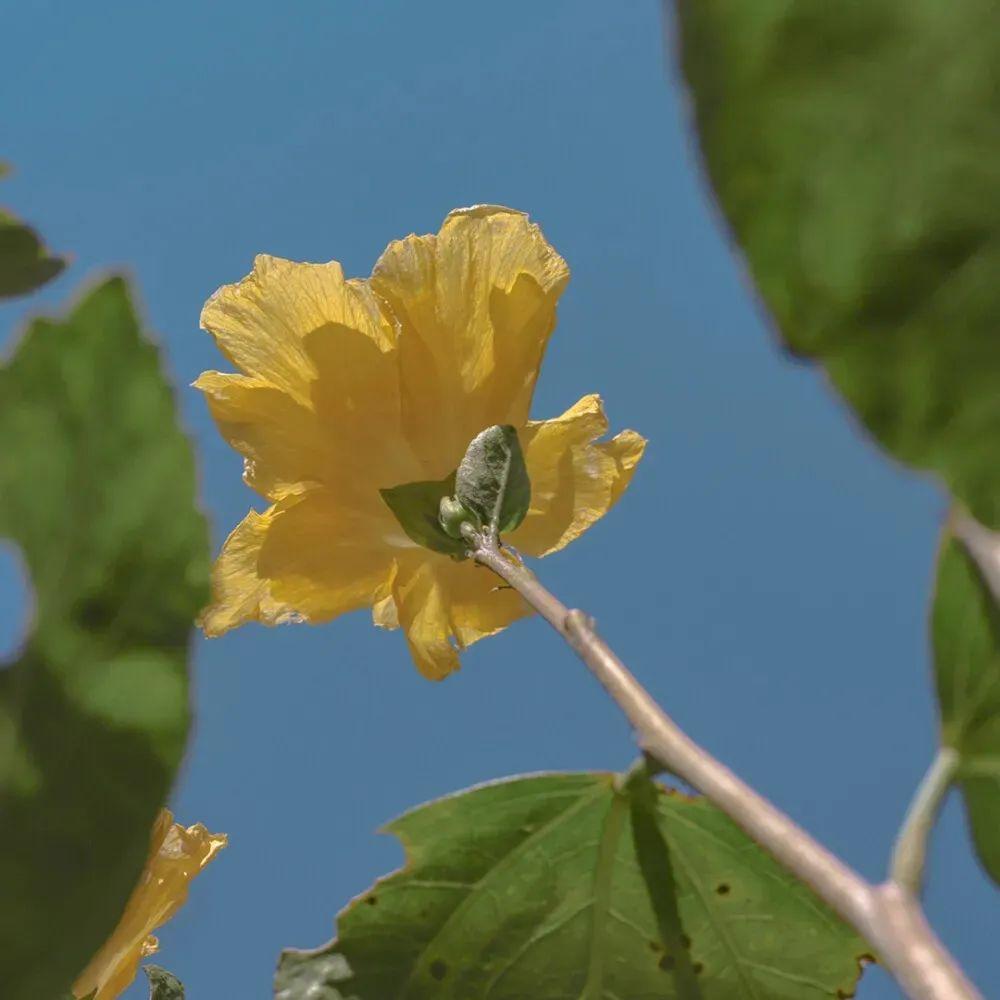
top-left (658, 953), bottom-right (675, 971)
top-left (365, 895), bottom-right (377, 906)
top-left (429, 960), bottom-right (448, 981)
top-left (648, 940), bottom-right (663, 952)
top-left (680, 933), bottom-right (691, 949)
top-left (694, 962), bottom-right (704, 975)
top-left (716, 882), bottom-right (731, 895)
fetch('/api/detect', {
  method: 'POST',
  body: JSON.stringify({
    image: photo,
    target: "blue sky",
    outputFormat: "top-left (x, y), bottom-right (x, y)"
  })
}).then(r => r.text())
top-left (2, 2), bottom-right (993, 997)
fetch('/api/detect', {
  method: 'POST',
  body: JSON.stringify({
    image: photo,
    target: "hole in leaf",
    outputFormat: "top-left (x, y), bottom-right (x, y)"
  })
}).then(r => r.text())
top-left (429, 960), bottom-right (448, 981)
top-left (0, 542), bottom-right (31, 664)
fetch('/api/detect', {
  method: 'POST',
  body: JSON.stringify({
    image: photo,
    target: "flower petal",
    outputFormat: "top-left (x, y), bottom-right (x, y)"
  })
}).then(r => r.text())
top-left (391, 552), bottom-right (531, 679)
top-left (510, 394), bottom-right (646, 558)
top-left (198, 507), bottom-right (300, 637)
top-left (370, 205), bottom-right (569, 476)
top-left (193, 371), bottom-right (330, 499)
top-left (260, 490), bottom-right (396, 620)
top-left (200, 254), bottom-right (393, 407)
top-left (73, 810), bottom-right (226, 1000)
top-left (200, 491), bottom-right (396, 636)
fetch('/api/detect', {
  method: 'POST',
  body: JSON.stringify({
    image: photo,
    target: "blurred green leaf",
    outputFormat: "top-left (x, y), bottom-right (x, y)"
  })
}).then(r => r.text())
top-left (0, 278), bottom-right (209, 999)
top-left (932, 532), bottom-right (1000, 883)
top-left (0, 170), bottom-right (65, 298)
top-left (676, 1), bottom-right (1000, 526)
top-left (278, 772), bottom-right (866, 999)
top-left (381, 472), bottom-right (468, 558)
top-left (144, 965), bottom-right (185, 1000)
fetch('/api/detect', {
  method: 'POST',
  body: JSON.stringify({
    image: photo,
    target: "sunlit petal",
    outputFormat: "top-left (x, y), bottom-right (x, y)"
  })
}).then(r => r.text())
top-left (200, 506), bottom-right (299, 636)
top-left (73, 810), bottom-right (226, 1000)
top-left (200, 254), bottom-right (392, 406)
top-left (371, 206), bottom-right (569, 476)
top-left (201, 489), bottom-right (396, 637)
top-left (193, 371), bottom-right (330, 500)
top-left (511, 394), bottom-right (646, 558)
top-left (391, 552), bottom-right (531, 680)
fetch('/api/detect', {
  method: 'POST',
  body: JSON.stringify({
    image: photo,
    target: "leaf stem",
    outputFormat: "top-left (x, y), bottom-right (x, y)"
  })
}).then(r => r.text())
top-left (890, 748), bottom-right (959, 895)
top-left (468, 532), bottom-right (982, 1000)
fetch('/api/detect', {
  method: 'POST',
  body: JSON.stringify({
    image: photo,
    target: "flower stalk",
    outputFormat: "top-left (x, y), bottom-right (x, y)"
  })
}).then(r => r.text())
top-left (890, 748), bottom-right (959, 895)
top-left (466, 529), bottom-right (982, 1000)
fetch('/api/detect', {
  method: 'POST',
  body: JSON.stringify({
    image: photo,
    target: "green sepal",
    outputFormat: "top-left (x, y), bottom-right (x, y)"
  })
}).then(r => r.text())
top-left (380, 473), bottom-right (469, 558)
top-left (455, 424), bottom-right (530, 534)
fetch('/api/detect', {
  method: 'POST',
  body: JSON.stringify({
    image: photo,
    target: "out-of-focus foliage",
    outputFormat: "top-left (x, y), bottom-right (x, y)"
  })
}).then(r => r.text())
top-left (277, 772), bottom-right (866, 999)
top-left (676, 0), bottom-right (1000, 904)
top-left (676, 0), bottom-right (1000, 527)
top-left (0, 274), bottom-right (209, 999)
top-left (933, 535), bottom-right (1000, 884)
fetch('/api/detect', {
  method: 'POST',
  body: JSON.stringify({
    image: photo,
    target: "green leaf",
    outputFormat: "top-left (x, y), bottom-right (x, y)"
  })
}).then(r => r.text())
top-left (380, 472), bottom-right (468, 558)
top-left (456, 424), bottom-right (530, 534)
top-left (932, 532), bottom-right (1000, 883)
top-left (144, 965), bottom-right (185, 1000)
top-left (0, 278), bottom-right (209, 1000)
top-left (277, 772), bottom-right (866, 999)
top-left (0, 173), bottom-right (66, 298)
top-left (677, 2), bottom-right (1000, 526)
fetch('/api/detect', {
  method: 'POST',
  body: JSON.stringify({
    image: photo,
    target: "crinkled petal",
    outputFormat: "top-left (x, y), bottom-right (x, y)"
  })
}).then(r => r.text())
top-left (392, 552), bottom-right (531, 680)
top-left (198, 507), bottom-right (300, 637)
top-left (302, 317), bottom-right (421, 488)
top-left (370, 205), bottom-right (569, 476)
top-left (200, 490), bottom-right (396, 636)
top-left (260, 490), bottom-right (397, 620)
top-left (510, 394), bottom-right (646, 558)
top-left (73, 810), bottom-right (226, 1000)
top-left (193, 371), bottom-right (331, 499)
top-left (200, 254), bottom-right (393, 407)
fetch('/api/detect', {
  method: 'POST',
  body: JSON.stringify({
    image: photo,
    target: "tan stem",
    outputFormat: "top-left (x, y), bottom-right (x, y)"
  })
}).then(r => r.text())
top-left (469, 535), bottom-right (981, 1000)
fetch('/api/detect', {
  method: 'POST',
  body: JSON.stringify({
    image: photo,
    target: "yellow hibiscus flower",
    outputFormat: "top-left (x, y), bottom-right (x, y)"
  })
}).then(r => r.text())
top-left (73, 809), bottom-right (226, 999)
top-left (197, 205), bottom-right (645, 679)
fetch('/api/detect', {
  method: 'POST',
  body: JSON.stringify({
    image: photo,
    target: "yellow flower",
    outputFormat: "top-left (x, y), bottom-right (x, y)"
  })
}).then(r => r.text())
top-left (73, 810), bottom-right (226, 1000)
top-left (197, 205), bottom-right (645, 678)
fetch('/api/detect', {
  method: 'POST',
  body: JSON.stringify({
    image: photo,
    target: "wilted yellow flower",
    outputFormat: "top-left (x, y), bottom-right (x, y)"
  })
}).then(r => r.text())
top-left (73, 810), bottom-right (226, 1000)
top-left (197, 205), bottom-right (645, 678)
